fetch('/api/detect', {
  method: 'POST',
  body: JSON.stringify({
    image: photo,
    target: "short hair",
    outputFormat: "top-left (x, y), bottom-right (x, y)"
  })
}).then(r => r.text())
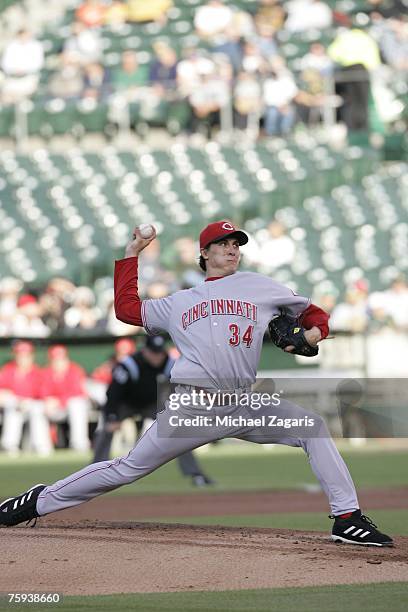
top-left (199, 255), bottom-right (206, 271)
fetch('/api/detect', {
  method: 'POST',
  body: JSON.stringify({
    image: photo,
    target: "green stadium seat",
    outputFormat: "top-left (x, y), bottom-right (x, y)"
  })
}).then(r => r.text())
top-left (0, 105), bottom-right (14, 138)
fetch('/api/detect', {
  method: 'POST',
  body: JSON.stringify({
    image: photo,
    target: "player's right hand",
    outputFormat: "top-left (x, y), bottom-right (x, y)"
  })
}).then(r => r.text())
top-left (124, 225), bottom-right (157, 258)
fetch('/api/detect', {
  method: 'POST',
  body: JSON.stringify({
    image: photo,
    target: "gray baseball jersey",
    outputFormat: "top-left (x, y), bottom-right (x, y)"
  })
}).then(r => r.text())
top-left (141, 271), bottom-right (310, 389)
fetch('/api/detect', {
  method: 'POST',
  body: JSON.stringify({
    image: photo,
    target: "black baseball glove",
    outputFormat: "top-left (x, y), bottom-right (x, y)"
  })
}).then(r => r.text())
top-left (268, 314), bottom-right (319, 357)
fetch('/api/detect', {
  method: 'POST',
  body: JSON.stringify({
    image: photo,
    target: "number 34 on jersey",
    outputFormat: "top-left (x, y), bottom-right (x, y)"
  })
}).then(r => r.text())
top-left (228, 323), bottom-right (254, 347)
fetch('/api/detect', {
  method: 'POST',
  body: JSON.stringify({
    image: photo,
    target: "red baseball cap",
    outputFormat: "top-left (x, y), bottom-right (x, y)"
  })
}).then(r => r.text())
top-left (199, 220), bottom-right (248, 250)
top-left (12, 340), bottom-right (34, 354)
top-left (48, 344), bottom-right (68, 359)
top-left (17, 294), bottom-right (37, 307)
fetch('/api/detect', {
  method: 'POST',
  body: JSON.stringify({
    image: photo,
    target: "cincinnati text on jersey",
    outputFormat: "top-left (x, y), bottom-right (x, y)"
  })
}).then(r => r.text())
top-left (182, 299), bottom-right (258, 330)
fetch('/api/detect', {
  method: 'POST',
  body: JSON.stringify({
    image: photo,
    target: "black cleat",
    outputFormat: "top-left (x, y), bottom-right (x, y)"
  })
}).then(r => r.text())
top-left (331, 510), bottom-right (394, 547)
top-left (0, 484), bottom-right (46, 527)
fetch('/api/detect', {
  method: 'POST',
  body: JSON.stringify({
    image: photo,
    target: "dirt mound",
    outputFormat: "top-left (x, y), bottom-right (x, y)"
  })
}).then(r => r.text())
top-left (2, 523), bottom-right (407, 595)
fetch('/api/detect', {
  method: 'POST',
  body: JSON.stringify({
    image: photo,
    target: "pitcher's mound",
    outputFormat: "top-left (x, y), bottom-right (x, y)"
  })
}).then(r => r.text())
top-left (2, 522), bottom-right (407, 595)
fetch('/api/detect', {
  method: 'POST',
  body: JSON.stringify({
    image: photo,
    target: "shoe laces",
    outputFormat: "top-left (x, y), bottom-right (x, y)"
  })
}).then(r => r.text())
top-left (360, 514), bottom-right (378, 529)
top-left (328, 513), bottom-right (378, 529)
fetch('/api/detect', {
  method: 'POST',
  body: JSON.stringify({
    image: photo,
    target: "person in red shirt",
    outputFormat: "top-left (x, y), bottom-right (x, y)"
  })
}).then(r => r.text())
top-left (0, 341), bottom-right (50, 455)
top-left (75, 0), bottom-right (106, 28)
top-left (41, 345), bottom-right (90, 452)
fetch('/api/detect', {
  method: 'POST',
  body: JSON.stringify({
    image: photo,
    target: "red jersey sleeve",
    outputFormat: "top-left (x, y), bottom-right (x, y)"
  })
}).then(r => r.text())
top-left (114, 257), bottom-right (144, 326)
top-left (299, 303), bottom-right (330, 339)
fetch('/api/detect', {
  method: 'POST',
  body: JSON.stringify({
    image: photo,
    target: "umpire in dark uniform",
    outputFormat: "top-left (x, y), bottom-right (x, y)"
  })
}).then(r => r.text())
top-left (92, 335), bottom-right (214, 486)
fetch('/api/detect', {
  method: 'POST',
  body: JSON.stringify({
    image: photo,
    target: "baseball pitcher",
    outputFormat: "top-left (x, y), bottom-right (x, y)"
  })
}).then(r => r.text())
top-left (0, 221), bottom-right (393, 546)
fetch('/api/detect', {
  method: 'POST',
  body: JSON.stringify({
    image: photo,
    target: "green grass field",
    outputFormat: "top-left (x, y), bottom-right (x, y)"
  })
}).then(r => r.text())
top-left (3, 583), bottom-right (408, 612)
top-left (145, 509), bottom-right (408, 536)
top-left (1, 443), bottom-right (407, 498)
top-left (1, 444), bottom-right (407, 611)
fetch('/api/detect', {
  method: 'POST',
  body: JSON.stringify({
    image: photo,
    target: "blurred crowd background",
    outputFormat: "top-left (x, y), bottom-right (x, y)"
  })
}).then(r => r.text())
top-left (1, 228), bottom-right (408, 338)
top-left (0, 0), bottom-right (407, 454)
top-left (0, 0), bottom-right (406, 138)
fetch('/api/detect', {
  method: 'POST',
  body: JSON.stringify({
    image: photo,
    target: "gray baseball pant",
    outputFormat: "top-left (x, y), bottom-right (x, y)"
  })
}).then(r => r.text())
top-left (93, 425), bottom-right (206, 476)
top-left (37, 394), bottom-right (359, 517)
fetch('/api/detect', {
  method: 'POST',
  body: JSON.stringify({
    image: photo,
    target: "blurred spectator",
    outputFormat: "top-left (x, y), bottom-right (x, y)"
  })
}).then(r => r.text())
top-left (41, 345), bottom-right (90, 451)
top-left (64, 286), bottom-right (102, 331)
top-left (112, 51), bottom-right (149, 96)
top-left (104, 294), bottom-right (142, 336)
top-left (194, 0), bottom-right (234, 40)
top-left (241, 41), bottom-right (267, 75)
top-left (145, 281), bottom-right (172, 299)
top-left (367, 290), bottom-right (394, 328)
top-left (366, 0), bottom-right (406, 18)
top-left (295, 45), bottom-right (336, 123)
top-left (257, 221), bottom-right (296, 271)
top-left (176, 49), bottom-right (216, 98)
top-left (330, 288), bottom-right (369, 332)
top-left (64, 20), bottom-right (103, 66)
top-left (0, 342), bottom-right (49, 455)
top-left (233, 71), bottom-right (263, 131)
top-left (0, 29), bottom-right (44, 104)
top-left (11, 294), bottom-right (50, 338)
top-left (254, 0), bottom-right (287, 32)
top-left (48, 52), bottom-right (84, 100)
top-left (137, 239), bottom-right (176, 294)
top-left (285, 0), bottom-right (332, 32)
top-left (76, 0), bottom-right (106, 28)
top-left (149, 42), bottom-right (178, 93)
top-left (39, 277), bottom-right (76, 333)
top-left (82, 62), bottom-right (111, 100)
top-left (212, 26), bottom-right (244, 74)
top-left (127, 0), bottom-right (173, 24)
top-left (299, 43), bottom-right (333, 75)
top-left (188, 67), bottom-right (230, 137)
top-left (91, 338), bottom-right (137, 386)
top-left (263, 59), bottom-right (298, 136)
top-left (231, 8), bottom-right (255, 38)
top-left (87, 337), bottom-right (137, 406)
top-left (162, 236), bottom-right (201, 280)
top-left (328, 28), bottom-right (381, 131)
top-left (328, 28), bottom-right (381, 72)
top-left (254, 23), bottom-right (280, 60)
top-left (377, 18), bottom-right (408, 71)
top-left (104, 0), bottom-right (128, 27)
top-left (295, 67), bottom-right (328, 125)
top-left (312, 288), bottom-right (338, 315)
top-left (0, 277), bottom-right (22, 337)
top-left (376, 276), bottom-right (408, 329)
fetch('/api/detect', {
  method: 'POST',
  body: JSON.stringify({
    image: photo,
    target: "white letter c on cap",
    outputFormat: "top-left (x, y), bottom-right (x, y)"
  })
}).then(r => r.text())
top-left (222, 222), bottom-right (234, 231)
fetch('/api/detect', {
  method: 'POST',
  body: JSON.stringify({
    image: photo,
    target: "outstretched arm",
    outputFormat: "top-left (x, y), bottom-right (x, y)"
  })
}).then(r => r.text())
top-left (114, 226), bottom-right (157, 326)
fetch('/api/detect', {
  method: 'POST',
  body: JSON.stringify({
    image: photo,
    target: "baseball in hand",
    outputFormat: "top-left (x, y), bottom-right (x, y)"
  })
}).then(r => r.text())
top-left (139, 224), bottom-right (154, 238)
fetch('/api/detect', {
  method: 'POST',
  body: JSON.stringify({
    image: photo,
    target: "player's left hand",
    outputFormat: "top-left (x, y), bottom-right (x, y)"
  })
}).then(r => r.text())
top-left (285, 326), bottom-right (322, 352)
top-left (269, 316), bottom-right (320, 357)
